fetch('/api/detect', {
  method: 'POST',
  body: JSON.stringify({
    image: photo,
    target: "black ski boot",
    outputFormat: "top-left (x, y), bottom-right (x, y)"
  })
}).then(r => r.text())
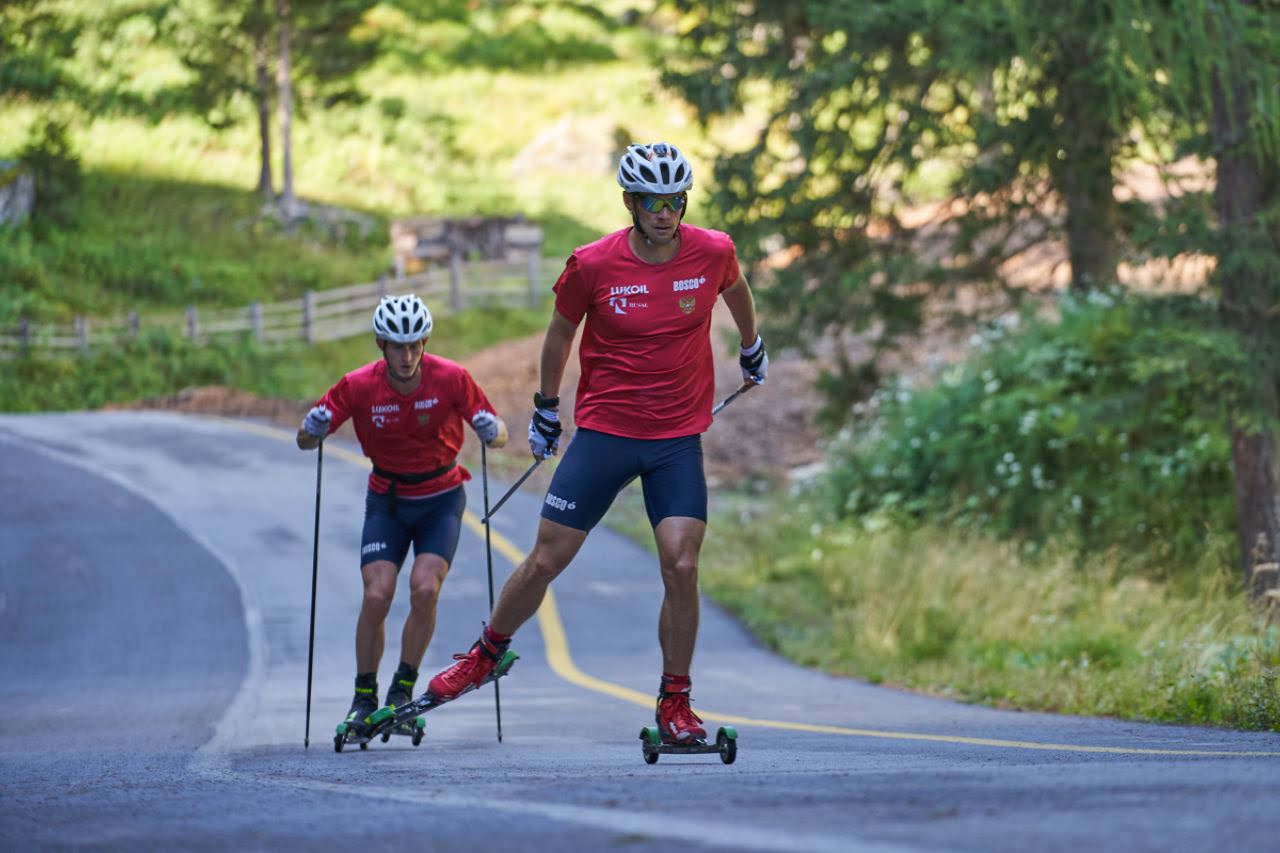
top-left (384, 662), bottom-right (418, 710)
top-left (344, 673), bottom-right (379, 734)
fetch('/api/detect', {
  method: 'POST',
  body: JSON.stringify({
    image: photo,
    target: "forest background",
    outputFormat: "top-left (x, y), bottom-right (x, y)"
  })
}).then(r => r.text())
top-left (2, 0), bottom-right (1279, 729)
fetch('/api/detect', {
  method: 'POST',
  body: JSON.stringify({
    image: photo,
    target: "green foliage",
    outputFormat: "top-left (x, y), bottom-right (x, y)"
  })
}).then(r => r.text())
top-left (823, 290), bottom-right (1255, 572)
top-left (659, 1), bottom-right (1280, 427)
top-left (660, 1), bottom-right (1172, 352)
top-left (371, 1), bottom-right (625, 73)
top-left (162, 0), bottom-right (383, 130)
top-left (1150, 0), bottom-right (1280, 164)
top-left (18, 116), bottom-right (82, 231)
top-left (0, 0), bottom-right (84, 103)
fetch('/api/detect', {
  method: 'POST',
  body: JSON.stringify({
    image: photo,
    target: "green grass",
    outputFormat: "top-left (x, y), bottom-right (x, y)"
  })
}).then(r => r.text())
top-left (693, 494), bottom-right (1280, 730)
top-left (0, 169), bottom-right (391, 322)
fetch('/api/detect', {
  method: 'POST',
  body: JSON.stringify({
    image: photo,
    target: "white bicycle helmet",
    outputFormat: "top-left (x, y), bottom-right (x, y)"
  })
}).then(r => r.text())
top-left (617, 142), bottom-right (693, 194)
top-left (372, 294), bottom-right (433, 343)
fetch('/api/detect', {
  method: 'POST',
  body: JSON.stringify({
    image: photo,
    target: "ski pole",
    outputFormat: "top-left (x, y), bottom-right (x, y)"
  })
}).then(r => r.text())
top-left (712, 381), bottom-right (757, 416)
top-left (481, 457), bottom-right (543, 523)
top-left (304, 439), bottom-right (323, 749)
top-left (481, 442), bottom-right (504, 743)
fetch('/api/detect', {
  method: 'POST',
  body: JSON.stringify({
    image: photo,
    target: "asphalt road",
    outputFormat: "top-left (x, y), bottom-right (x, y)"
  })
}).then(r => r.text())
top-left (2, 410), bottom-right (1279, 852)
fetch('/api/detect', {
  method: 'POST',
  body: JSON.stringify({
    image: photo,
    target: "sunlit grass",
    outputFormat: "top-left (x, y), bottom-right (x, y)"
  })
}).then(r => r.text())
top-left (693, 494), bottom-right (1280, 729)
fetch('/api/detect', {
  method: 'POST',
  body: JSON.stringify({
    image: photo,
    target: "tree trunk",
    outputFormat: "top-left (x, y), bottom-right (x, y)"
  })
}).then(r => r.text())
top-left (275, 0), bottom-right (298, 221)
top-left (1211, 0), bottom-right (1280, 599)
top-left (1054, 38), bottom-right (1120, 293)
top-left (254, 1), bottom-right (273, 199)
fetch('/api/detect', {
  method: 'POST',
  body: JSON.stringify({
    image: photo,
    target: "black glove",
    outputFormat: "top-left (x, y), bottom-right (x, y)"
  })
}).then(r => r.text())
top-left (739, 335), bottom-right (768, 385)
top-left (528, 393), bottom-right (563, 459)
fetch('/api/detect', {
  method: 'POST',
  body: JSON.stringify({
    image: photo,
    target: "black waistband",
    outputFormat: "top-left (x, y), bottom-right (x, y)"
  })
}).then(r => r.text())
top-left (371, 461), bottom-right (457, 485)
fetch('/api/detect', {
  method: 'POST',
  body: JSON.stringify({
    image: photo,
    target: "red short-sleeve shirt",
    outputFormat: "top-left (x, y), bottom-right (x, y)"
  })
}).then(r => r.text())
top-left (317, 354), bottom-right (496, 497)
top-left (553, 224), bottom-right (741, 439)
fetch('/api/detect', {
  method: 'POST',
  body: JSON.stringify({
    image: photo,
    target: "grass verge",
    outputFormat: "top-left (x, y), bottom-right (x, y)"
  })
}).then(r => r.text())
top-left (693, 493), bottom-right (1280, 730)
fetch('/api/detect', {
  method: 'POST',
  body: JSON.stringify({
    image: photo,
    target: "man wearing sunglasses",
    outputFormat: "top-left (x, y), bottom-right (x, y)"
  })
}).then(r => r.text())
top-left (426, 141), bottom-right (768, 747)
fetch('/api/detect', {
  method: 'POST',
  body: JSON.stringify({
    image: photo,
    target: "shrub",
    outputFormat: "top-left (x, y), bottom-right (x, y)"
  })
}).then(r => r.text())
top-left (19, 117), bottom-right (82, 232)
top-left (824, 289), bottom-right (1254, 574)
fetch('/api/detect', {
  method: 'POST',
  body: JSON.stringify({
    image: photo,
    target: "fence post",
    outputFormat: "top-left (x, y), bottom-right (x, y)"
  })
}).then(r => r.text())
top-left (526, 251), bottom-right (541, 308)
top-left (376, 274), bottom-right (388, 302)
top-left (18, 317), bottom-right (30, 355)
top-left (303, 290), bottom-right (316, 344)
top-left (448, 252), bottom-right (464, 312)
top-left (186, 306), bottom-right (199, 340)
top-left (250, 302), bottom-right (264, 342)
top-left (75, 315), bottom-right (89, 352)
top-left (128, 311), bottom-right (140, 339)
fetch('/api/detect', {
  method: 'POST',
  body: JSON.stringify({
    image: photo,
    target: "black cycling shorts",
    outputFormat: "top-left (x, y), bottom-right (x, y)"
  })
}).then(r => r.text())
top-left (359, 485), bottom-right (466, 570)
top-left (540, 429), bottom-right (706, 532)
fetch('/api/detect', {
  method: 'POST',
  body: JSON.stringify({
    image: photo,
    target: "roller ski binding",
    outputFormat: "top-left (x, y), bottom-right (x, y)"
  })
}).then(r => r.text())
top-left (377, 664), bottom-right (428, 748)
top-left (359, 648), bottom-right (520, 745)
top-left (639, 678), bottom-right (737, 765)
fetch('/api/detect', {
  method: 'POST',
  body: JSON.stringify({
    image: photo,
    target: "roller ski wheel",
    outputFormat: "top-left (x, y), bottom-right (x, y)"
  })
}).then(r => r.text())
top-left (334, 705), bottom-right (393, 752)
top-left (716, 726), bottom-right (738, 764)
top-left (333, 721), bottom-right (372, 752)
top-left (378, 715), bottom-right (427, 746)
top-left (639, 726), bottom-right (737, 765)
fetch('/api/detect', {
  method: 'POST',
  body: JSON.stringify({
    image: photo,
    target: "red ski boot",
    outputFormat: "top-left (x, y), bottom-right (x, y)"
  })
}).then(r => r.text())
top-left (655, 680), bottom-right (707, 744)
top-left (427, 632), bottom-right (508, 701)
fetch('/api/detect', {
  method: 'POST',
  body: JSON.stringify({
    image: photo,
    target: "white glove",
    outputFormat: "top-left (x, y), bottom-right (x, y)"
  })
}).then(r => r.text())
top-left (471, 411), bottom-right (500, 444)
top-left (302, 405), bottom-right (331, 438)
top-left (740, 334), bottom-right (768, 385)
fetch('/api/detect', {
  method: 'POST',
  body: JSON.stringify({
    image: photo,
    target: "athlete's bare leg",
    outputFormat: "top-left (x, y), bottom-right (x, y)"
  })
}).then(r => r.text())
top-left (356, 560), bottom-right (397, 673)
top-left (653, 516), bottom-right (706, 674)
top-left (489, 517), bottom-right (588, 635)
top-left (399, 553), bottom-right (450, 666)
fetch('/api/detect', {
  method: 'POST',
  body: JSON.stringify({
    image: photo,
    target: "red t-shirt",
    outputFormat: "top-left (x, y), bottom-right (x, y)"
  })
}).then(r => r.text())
top-left (316, 355), bottom-right (496, 498)
top-left (553, 225), bottom-right (741, 439)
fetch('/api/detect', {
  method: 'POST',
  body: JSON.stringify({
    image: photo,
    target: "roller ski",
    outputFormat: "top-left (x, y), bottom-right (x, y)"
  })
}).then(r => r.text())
top-left (639, 725), bottom-right (738, 765)
top-left (638, 676), bottom-right (737, 765)
top-left (339, 647), bottom-right (520, 751)
top-left (333, 666), bottom-right (428, 752)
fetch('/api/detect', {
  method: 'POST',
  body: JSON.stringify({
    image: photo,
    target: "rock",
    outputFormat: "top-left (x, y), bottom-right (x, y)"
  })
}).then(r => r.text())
top-left (0, 160), bottom-right (35, 227)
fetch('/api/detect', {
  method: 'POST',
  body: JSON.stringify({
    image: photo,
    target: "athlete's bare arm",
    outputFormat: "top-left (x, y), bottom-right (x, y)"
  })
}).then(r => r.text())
top-left (720, 273), bottom-right (759, 348)
top-left (538, 309), bottom-right (579, 399)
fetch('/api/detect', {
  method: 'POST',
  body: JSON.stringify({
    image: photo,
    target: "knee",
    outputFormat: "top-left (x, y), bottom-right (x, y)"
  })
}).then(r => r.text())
top-left (524, 549), bottom-right (568, 585)
top-left (662, 553), bottom-right (700, 587)
top-left (408, 577), bottom-right (441, 612)
top-left (361, 584), bottom-right (394, 617)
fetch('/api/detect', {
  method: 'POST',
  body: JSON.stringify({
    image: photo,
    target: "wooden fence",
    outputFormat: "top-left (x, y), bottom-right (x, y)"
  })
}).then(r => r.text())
top-left (0, 256), bottom-right (545, 358)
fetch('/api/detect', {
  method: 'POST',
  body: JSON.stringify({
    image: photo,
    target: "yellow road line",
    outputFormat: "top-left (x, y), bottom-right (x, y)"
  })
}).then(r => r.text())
top-left (223, 416), bottom-right (1280, 758)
